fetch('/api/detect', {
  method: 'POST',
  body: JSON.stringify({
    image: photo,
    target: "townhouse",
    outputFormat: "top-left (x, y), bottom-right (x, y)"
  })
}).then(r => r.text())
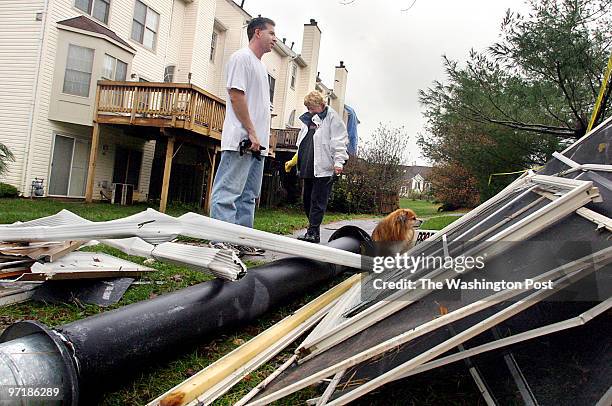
top-left (0, 0), bottom-right (350, 210)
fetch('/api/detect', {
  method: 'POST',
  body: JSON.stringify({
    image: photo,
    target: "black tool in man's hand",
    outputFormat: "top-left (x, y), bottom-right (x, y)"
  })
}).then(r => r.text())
top-left (239, 139), bottom-right (266, 160)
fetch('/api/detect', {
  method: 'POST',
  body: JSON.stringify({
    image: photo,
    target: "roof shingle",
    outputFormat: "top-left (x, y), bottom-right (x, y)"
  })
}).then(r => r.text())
top-left (57, 16), bottom-right (135, 51)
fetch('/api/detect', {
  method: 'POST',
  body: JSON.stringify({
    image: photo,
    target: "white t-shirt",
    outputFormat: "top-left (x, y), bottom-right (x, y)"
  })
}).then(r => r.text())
top-left (221, 47), bottom-right (271, 156)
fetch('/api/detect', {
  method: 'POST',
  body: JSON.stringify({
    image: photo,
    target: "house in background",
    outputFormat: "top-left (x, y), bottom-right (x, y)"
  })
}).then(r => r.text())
top-left (0, 0), bottom-right (351, 212)
top-left (400, 165), bottom-right (432, 196)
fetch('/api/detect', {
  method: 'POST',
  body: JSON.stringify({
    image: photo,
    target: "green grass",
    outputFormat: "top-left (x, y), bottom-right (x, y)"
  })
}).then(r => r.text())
top-left (0, 198), bottom-right (373, 234)
top-left (399, 198), bottom-right (442, 217)
top-left (421, 215), bottom-right (462, 230)
top-left (400, 198), bottom-right (470, 219)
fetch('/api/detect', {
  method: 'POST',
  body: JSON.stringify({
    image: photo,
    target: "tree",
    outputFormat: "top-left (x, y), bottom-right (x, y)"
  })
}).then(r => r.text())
top-left (329, 124), bottom-right (411, 213)
top-left (421, 0), bottom-right (611, 140)
top-left (418, 0), bottom-right (611, 202)
top-left (0, 142), bottom-right (14, 177)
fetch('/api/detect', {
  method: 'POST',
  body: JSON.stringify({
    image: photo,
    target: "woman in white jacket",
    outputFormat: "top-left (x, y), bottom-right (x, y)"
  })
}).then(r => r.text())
top-left (292, 91), bottom-right (349, 243)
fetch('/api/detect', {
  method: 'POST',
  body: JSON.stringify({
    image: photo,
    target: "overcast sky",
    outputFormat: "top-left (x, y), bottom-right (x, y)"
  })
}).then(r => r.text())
top-left (242, 0), bottom-right (528, 165)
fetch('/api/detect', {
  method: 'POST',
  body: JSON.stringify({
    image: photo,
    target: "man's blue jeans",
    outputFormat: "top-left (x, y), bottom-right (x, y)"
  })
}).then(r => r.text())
top-left (210, 150), bottom-right (265, 228)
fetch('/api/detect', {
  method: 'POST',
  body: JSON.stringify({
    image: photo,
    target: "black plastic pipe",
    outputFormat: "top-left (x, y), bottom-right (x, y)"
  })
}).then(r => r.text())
top-left (0, 227), bottom-right (370, 405)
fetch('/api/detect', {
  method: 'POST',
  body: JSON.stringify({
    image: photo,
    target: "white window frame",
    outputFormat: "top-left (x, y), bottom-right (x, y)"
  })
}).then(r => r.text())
top-left (290, 63), bottom-right (297, 89)
top-left (298, 173), bottom-right (601, 362)
top-left (74, 0), bottom-right (111, 25)
top-left (268, 74), bottom-right (276, 105)
top-left (210, 31), bottom-right (218, 63)
top-left (102, 54), bottom-right (127, 81)
top-left (131, 0), bottom-right (159, 51)
top-left (164, 65), bottom-right (176, 83)
top-left (62, 44), bottom-right (95, 97)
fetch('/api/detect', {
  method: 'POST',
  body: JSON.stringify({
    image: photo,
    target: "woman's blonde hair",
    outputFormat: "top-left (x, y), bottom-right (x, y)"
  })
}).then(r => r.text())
top-left (304, 91), bottom-right (326, 108)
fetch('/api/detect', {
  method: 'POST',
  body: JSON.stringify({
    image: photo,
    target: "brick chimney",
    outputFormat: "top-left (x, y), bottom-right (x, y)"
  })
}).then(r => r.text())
top-left (331, 61), bottom-right (348, 116)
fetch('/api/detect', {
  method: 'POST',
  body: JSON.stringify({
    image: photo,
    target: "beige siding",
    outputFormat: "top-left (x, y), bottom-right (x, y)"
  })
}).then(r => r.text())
top-left (4, 0), bottom-right (344, 199)
top-left (190, 0), bottom-right (215, 88)
top-left (48, 28), bottom-right (134, 126)
top-left (263, 49), bottom-right (287, 128)
top-left (284, 63), bottom-right (299, 127)
top-left (0, 0), bottom-right (45, 190)
top-left (109, 0), bottom-right (172, 81)
top-left (213, 0), bottom-right (248, 99)
top-left (164, 0), bottom-right (186, 80)
top-left (210, 27), bottom-right (227, 96)
top-left (176, 0), bottom-right (216, 88)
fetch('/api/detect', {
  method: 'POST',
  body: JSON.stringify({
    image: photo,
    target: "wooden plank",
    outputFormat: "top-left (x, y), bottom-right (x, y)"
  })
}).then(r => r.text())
top-left (17, 269), bottom-right (149, 281)
top-left (160, 135), bottom-right (175, 213)
top-left (204, 147), bottom-right (218, 215)
top-left (36, 241), bottom-right (85, 262)
top-left (130, 87), bottom-right (139, 123)
top-left (85, 121), bottom-right (101, 202)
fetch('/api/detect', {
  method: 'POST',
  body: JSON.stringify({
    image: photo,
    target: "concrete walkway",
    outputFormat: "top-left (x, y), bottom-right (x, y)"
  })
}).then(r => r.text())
top-left (243, 213), bottom-right (465, 262)
top-left (244, 218), bottom-right (380, 262)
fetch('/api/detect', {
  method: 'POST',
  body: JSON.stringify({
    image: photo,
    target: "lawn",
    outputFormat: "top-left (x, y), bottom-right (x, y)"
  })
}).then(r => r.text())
top-left (399, 198), bottom-right (441, 217)
top-left (0, 198), bottom-right (476, 405)
top-left (421, 215), bottom-right (461, 230)
top-left (0, 198), bottom-right (372, 234)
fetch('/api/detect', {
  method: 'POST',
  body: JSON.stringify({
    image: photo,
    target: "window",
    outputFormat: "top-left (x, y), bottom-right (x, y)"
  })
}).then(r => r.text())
top-left (102, 54), bottom-right (127, 80)
top-left (268, 74), bottom-right (275, 104)
top-left (75, 0), bottom-right (110, 24)
top-left (210, 31), bottom-right (218, 62)
top-left (131, 1), bottom-right (159, 50)
top-left (63, 44), bottom-right (94, 97)
top-left (164, 65), bottom-right (175, 82)
top-left (288, 109), bottom-right (296, 126)
top-left (290, 63), bottom-right (297, 89)
top-left (112, 147), bottom-right (143, 188)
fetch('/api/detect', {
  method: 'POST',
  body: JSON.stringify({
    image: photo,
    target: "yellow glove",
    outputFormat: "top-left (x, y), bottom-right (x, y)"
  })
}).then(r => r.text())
top-left (284, 153), bottom-right (298, 173)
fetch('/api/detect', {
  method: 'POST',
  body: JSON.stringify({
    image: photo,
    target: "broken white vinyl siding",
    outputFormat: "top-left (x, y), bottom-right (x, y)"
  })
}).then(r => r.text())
top-left (1, 209), bottom-right (246, 280)
top-left (1, 209), bottom-right (364, 268)
top-left (105, 237), bottom-right (246, 280)
top-left (25, 251), bottom-right (153, 280)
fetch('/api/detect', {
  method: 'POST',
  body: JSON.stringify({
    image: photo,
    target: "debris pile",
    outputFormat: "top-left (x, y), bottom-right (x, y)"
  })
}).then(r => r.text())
top-left (149, 118), bottom-right (611, 405)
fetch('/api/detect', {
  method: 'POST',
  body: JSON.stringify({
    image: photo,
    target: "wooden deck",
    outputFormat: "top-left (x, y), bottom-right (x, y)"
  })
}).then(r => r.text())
top-left (88, 80), bottom-right (300, 211)
top-left (95, 81), bottom-right (226, 140)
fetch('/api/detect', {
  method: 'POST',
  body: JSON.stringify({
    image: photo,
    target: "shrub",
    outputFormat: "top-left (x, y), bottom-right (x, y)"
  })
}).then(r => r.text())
top-left (0, 182), bottom-right (19, 197)
top-left (428, 163), bottom-right (480, 209)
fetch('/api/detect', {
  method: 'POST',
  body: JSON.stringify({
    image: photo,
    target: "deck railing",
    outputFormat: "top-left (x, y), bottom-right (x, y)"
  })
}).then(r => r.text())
top-left (271, 128), bottom-right (300, 149)
top-left (95, 81), bottom-right (226, 137)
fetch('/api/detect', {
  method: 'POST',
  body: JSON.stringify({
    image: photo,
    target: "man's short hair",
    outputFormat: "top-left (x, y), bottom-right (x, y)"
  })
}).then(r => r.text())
top-left (247, 17), bottom-right (275, 41)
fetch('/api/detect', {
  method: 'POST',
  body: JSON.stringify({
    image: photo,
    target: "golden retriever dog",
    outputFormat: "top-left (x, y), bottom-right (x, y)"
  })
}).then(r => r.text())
top-left (372, 208), bottom-right (423, 254)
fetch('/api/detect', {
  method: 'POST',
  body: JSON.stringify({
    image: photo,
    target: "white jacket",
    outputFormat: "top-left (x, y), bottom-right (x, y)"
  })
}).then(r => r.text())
top-left (296, 107), bottom-right (349, 178)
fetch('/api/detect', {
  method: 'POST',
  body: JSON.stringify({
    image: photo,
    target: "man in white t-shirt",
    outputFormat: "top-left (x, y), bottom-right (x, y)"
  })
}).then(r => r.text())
top-left (210, 17), bottom-right (276, 230)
